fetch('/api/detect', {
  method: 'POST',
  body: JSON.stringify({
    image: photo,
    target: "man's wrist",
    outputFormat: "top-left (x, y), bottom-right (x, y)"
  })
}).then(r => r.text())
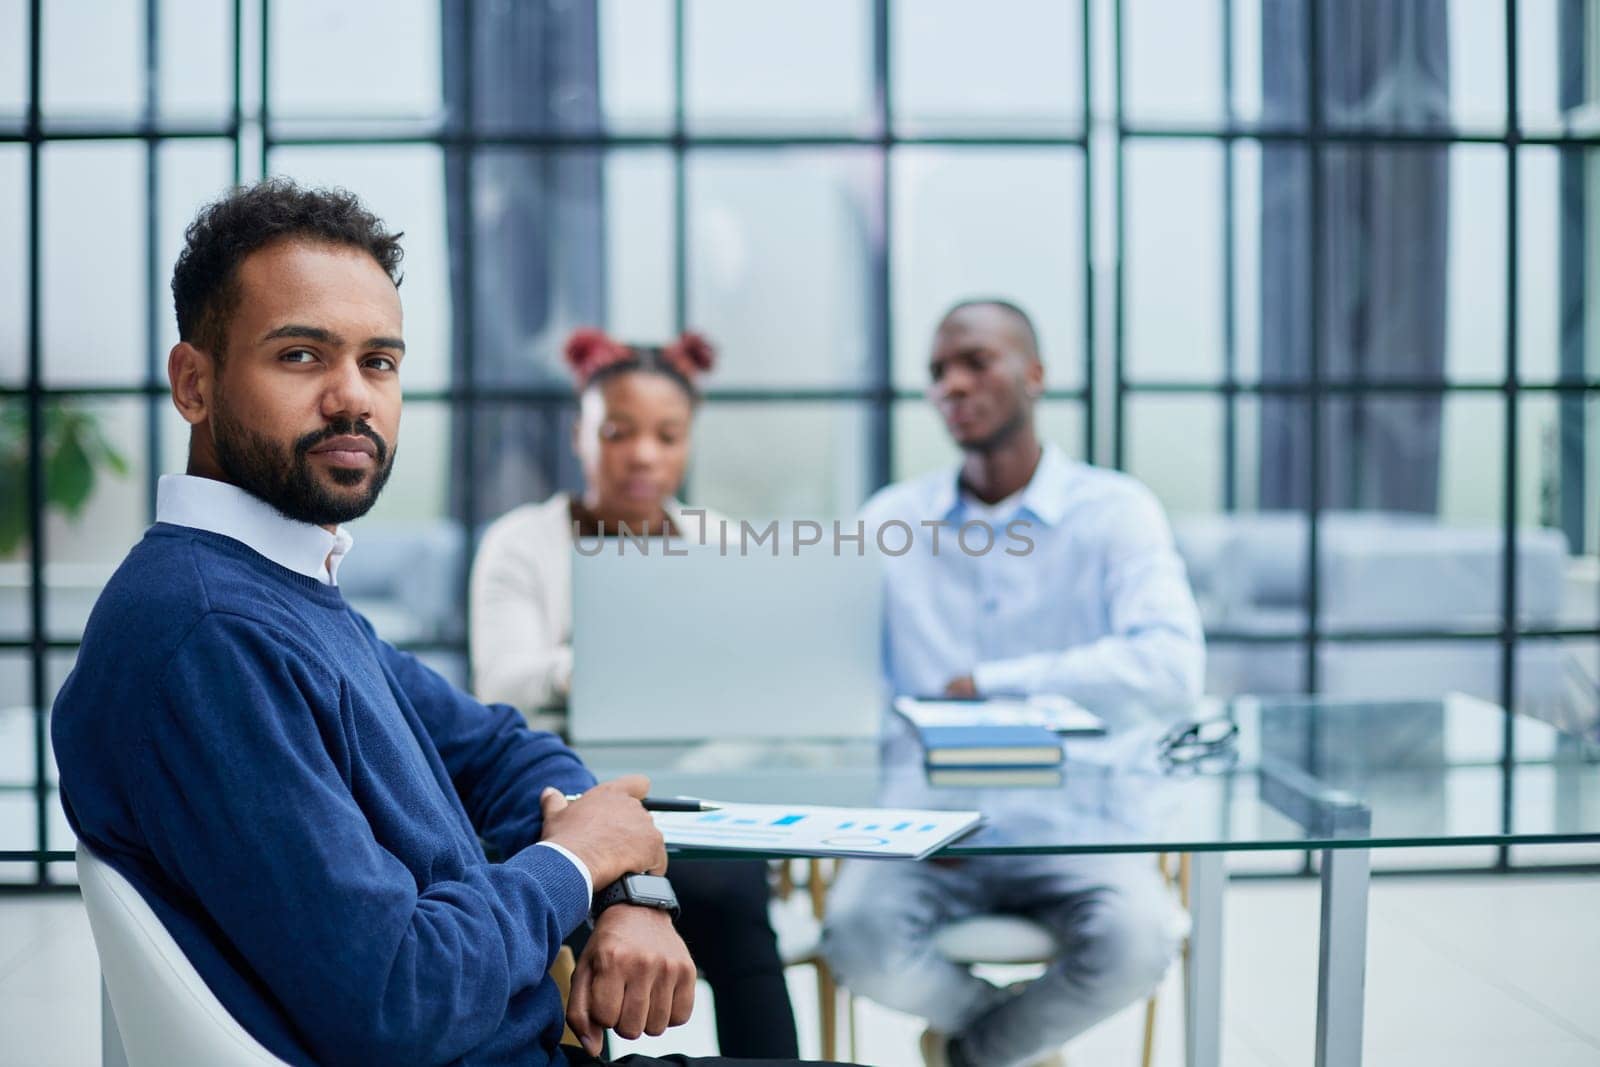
top-left (590, 873), bottom-right (680, 923)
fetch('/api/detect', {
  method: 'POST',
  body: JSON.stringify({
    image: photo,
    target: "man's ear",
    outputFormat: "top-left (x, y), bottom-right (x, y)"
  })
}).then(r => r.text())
top-left (168, 342), bottom-right (216, 426)
top-left (1025, 356), bottom-right (1045, 399)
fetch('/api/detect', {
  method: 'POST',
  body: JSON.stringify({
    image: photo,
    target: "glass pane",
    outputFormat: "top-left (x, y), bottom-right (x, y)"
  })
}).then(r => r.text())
top-left (469, 401), bottom-right (574, 525)
top-left (1254, 0), bottom-right (1312, 130)
top-left (154, 140), bottom-right (234, 359)
top-left (891, 399), bottom-right (1080, 484)
top-left (41, 142), bottom-right (145, 386)
top-left (891, 399), bottom-right (954, 483)
top-left (0, 145), bottom-right (26, 384)
top-left (1122, 0), bottom-right (1223, 125)
top-left (688, 150), bottom-right (876, 388)
top-left (0, 395), bottom-right (34, 621)
top-left (474, 0), bottom-right (671, 135)
top-left (0, 654), bottom-right (29, 787)
top-left (1247, 143), bottom-right (1310, 385)
top-left (1318, 0), bottom-right (1504, 133)
top-left (268, 0), bottom-right (442, 130)
top-left (1037, 402), bottom-right (1085, 463)
top-left (159, 0), bottom-right (234, 123)
top-left (1319, 394), bottom-right (1507, 633)
top-left (43, 398), bottom-right (148, 640)
top-left (891, 147), bottom-right (1085, 390)
top-left (1126, 395), bottom-right (1225, 519)
top-left (1320, 639), bottom-right (1503, 706)
top-left (891, 0), bottom-right (1081, 136)
top-left (269, 145), bottom-right (452, 392)
top-left (41, 0), bottom-right (144, 125)
top-left (473, 1), bottom-right (597, 134)
top-left (1125, 141), bottom-right (1224, 382)
top-left (598, 0), bottom-right (674, 133)
top-left (0, 0), bottom-right (27, 128)
top-left (690, 402), bottom-right (869, 518)
top-left (1443, 145), bottom-right (1508, 383)
top-left (1318, 145), bottom-right (1504, 384)
top-left (1518, 395), bottom-right (1598, 630)
top-left (1514, 637), bottom-right (1600, 742)
top-left (605, 151), bottom-right (677, 342)
top-left (474, 150), bottom-right (673, 386)
top-left (343, 402), bottom-right (465, 646)
top-left (1171, 395), bottom-right (1275, 633)
top-left (0, 793), bottom-right (37, 853)
top-left (1516, 0), bottom-right (1581, 136)
top-left (685, 0), bottom-right (873, 134)
top-left (1517, 148), bottom-right (1600, 385)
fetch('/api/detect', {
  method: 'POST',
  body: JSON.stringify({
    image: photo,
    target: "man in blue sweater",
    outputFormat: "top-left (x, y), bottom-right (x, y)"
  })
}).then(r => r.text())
top-left (52, 179), bottom-right (834, 1067)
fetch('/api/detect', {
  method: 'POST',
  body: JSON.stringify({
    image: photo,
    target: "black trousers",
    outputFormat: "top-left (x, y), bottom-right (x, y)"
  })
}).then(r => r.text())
top-left (568, 860), bottom-right (800, 1059)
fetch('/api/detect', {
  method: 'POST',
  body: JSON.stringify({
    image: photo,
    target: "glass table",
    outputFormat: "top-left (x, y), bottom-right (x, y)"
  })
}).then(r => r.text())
top-left (577, 694), bottom-right (1600, 1067)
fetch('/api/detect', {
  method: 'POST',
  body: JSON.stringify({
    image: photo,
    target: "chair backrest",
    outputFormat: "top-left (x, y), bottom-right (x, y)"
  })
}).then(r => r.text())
top-left (76, 842), bottom-right (290, 1067)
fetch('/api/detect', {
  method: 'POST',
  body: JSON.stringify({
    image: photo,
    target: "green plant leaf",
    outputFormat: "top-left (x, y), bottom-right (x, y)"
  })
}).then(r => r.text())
top-left (0, 455), bottom-right (24, 555)
top-left (46, 431), bottom-right (95, 517)
top-left (84, 420), bottom-right (130, 477)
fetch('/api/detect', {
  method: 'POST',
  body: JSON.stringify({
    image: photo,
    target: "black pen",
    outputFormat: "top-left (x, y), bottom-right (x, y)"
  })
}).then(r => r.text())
top-left (564, 793), bottom-right (722, 813)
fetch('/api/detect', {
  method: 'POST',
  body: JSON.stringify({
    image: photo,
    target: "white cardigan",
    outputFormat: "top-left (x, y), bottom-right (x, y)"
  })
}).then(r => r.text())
top-left (468, 493), bottom-right (718, 727)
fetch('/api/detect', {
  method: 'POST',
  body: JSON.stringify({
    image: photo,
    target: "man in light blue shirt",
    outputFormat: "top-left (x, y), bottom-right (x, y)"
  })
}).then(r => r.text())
top-left (821, 300), bottom-right (1204, 1067)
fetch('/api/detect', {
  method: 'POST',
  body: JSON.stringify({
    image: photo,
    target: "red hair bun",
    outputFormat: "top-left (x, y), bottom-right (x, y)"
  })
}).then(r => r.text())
top-left (563, 327), bottom-right (631, 388)
top-left (662, 330), bottom-right (717, 380)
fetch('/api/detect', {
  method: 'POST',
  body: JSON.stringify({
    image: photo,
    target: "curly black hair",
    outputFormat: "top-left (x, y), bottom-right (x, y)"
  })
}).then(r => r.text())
top-left (171, 177), bottom-right (404, 358)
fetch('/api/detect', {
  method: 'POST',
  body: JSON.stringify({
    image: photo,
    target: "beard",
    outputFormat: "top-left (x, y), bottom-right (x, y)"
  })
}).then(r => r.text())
top-left (961, 401), bottom-right (1030, 454)
top-left (210, 398), bottom-right (394, 527)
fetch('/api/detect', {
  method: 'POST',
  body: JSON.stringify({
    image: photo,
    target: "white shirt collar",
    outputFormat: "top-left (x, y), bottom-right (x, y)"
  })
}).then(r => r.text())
top-left (155, 474), bottom-right (354, 586)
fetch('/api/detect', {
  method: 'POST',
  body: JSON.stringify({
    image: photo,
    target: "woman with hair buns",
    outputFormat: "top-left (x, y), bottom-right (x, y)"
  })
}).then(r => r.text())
top-left (470, 328), bottom-right (801, 1059)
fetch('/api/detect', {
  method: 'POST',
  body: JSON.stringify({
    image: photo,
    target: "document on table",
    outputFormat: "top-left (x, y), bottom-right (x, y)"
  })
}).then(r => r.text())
top-left (653, 802), bottom-right (983, 859)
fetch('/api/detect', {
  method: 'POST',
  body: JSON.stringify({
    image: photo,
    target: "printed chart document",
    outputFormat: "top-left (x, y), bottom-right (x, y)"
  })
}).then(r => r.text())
top-left (654, 802), bottom-right (982, 859)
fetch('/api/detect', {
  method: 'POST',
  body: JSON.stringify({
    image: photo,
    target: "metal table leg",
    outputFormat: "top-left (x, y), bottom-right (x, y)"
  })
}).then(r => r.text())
top-left (1185, 851), bottom-right (1225, 1067)
top-left (102, 977), bottom-right (128, 1067)
top-left (1315, 847), bottom-right (1371, 1067)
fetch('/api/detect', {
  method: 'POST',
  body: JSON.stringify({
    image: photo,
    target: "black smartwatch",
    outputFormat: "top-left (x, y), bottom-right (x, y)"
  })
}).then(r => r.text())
top-left (590, 873), bottom-right (680, 923)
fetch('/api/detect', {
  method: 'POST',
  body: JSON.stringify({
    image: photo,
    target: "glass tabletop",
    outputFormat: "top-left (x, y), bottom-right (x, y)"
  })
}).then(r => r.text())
top-left (575, 694), bottom-right (1600, 858)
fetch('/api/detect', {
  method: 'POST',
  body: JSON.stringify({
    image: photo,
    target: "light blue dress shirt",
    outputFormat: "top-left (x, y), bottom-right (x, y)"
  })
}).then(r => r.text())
top-left (861, 443), bottom-right (1205, 725)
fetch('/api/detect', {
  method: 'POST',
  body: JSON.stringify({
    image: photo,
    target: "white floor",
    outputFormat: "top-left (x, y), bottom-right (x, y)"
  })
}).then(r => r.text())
top-left (1, 874), bottom-right (1597, 1067)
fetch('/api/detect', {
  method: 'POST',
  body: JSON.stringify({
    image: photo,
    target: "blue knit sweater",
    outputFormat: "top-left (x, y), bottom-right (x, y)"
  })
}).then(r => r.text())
top-left (53, 524), bottom-right (598, 1066)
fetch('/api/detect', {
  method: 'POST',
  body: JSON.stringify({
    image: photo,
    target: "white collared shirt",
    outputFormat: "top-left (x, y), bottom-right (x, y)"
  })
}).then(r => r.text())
top-left (155, 474), bottom-right (354, 585)
top-left (861, 443), bottom-right (1206, 724)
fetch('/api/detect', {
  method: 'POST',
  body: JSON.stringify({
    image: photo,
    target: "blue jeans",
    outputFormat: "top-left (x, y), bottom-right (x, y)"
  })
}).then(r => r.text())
top-left (820, 854), bottom-right (1180, 1067)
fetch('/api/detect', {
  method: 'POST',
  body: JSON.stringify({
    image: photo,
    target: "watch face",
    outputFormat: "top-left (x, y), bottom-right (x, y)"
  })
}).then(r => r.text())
top-left (624, 874), bottom-right (677, 908)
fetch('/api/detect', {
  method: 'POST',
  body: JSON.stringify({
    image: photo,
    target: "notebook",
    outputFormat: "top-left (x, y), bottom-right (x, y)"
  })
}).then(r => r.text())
top-left (925, 766), bottom-right (1066, 789)
top-left (893, 694), bottom-right (1107, 737)
top-left (918, 724), bottom-right (1065, 767)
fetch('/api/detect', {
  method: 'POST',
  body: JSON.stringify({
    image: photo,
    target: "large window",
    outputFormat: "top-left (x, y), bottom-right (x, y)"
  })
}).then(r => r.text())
top-left (3, 1), bottom-right (1596, 887)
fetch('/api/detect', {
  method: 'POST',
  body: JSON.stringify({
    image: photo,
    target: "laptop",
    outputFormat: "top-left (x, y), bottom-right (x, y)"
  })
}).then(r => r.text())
top-left (569, 542), bottom-right (885, 742)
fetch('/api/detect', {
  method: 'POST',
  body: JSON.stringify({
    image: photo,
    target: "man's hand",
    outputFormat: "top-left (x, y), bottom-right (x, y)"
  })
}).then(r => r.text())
top-left (539, 775), bottom-right (667, 888)
top-left (566, 906), bottom-right (696, 1056)
top-left (944, 674), bottom-right (978, 698)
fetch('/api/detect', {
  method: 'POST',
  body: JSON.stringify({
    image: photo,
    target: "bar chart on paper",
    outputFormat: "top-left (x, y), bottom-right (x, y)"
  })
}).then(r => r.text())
top-left (652, 802), bottom-right (983, 859)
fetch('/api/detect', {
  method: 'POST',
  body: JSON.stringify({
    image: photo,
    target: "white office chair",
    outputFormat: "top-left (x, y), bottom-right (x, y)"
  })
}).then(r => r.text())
top-left (76, 841), bottom-right (290, 1067)
top-left (928, 855), bottom-right (1195, 1067)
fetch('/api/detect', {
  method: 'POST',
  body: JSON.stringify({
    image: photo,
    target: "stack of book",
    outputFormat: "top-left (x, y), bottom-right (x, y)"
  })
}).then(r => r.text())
top-left (895, 695), bottom-right (1103, 787)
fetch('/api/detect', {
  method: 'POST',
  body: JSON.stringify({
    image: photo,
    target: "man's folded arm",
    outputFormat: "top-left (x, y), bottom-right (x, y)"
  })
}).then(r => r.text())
top-left (137, 614), bottom-right (585, 1067)
top-left (372, 622), bottom-right (596, 857)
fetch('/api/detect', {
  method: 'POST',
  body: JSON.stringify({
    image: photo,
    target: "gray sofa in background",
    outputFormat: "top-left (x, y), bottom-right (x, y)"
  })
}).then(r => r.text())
top-left (1174, 510), bottom-right (1585, 714)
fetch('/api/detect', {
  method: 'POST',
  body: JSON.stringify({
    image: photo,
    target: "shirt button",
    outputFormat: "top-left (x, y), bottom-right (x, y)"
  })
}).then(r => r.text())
top-left (983, 598), bottom-right (999, 614)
